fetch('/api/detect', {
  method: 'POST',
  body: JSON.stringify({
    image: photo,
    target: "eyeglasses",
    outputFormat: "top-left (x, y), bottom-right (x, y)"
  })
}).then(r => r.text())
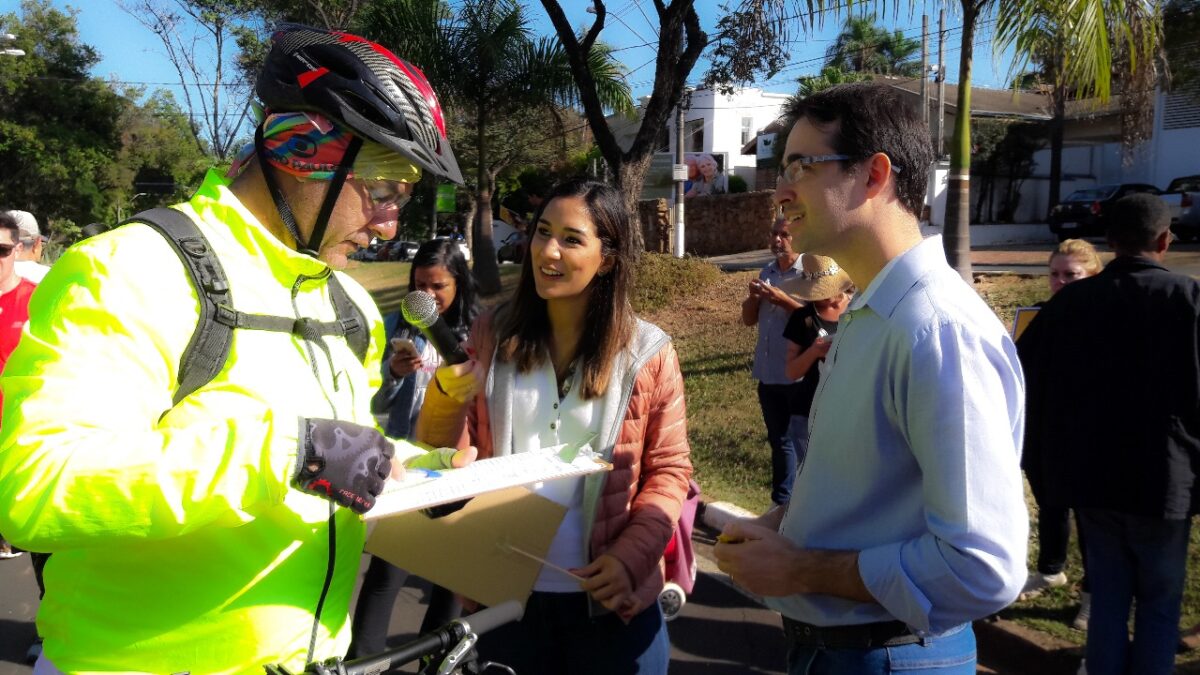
top-left (362, 179), bottom-right (412, 210)
top-left (777, 154), bottom-right (905, 185)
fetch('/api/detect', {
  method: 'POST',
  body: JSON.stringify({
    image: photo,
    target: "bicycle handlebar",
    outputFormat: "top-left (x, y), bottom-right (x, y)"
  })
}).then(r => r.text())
top-left (456, 600), bottom-right (523, 637)
top-left (266, 601), bottom-right (525, 675)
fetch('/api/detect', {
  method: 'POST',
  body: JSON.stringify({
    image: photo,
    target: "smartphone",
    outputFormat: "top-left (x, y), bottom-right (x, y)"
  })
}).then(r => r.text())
top-left (390, 337), bottom-right (418, 357)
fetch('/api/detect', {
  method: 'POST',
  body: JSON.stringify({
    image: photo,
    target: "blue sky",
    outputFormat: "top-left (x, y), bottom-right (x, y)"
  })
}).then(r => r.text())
top-left (0, 0), bottom-right (1017, 106)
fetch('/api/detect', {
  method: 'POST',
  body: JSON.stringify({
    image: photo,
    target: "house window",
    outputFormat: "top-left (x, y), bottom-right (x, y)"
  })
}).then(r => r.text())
top-left (655, 126), bottom-right (670, 153)
top-left (685, 118), bottom-right (704, 153)
top-left (741, 117), bottom-right (754, 145)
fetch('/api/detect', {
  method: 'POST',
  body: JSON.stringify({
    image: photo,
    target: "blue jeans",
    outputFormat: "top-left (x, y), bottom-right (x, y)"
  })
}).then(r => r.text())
top-left (786, 414), bottom-right (811, 479)
top-left (786, 624), bottom-right (976, 674)
top-left (475, 592), bottom-right (669, 674)
top-left (758, 382), bottom-right (801, 505)
top-left (1078, 508), bottom-right (1191, 675)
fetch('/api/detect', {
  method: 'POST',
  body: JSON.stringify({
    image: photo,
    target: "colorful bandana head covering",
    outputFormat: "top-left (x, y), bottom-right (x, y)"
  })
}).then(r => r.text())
top-left (228, 110), bottom-right (422, 184)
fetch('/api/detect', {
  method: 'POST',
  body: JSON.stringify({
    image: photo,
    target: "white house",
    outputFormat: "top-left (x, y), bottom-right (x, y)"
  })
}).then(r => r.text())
top-left (606, 87), bottom-right (791, 195)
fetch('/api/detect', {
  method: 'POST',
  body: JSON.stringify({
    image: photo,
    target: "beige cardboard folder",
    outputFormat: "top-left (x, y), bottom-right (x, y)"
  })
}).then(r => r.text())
top-left (365, 486), bottom-right (568, 608)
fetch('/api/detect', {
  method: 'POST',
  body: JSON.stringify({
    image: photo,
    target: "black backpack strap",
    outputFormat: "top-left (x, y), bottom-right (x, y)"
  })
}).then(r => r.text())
top-left (125, 207), bottom-right (372, 408)
top-left (123, 207), bottom-right (234, 407)
top-left (326, 273), bottom-right (370, 362)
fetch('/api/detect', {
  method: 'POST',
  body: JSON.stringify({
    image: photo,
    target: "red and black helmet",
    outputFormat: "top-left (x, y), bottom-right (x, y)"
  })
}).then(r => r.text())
top-left (257, 25), bottom-right (463, 185)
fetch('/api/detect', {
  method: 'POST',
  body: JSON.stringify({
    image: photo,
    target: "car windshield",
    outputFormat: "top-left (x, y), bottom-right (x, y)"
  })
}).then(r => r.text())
top-left (1065, 186), bottom-right (1118, 202)
top-left (1169, 177), bottom-right (1200, 192)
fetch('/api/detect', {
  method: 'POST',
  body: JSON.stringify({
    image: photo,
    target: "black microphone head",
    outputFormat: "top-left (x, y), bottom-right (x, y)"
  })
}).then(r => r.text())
top-left (401, 290), bottom-right (440, 329)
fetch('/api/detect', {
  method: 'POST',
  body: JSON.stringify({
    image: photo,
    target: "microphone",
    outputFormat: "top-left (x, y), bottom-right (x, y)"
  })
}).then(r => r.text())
top-left (400, 291), bottom-right (469, 365)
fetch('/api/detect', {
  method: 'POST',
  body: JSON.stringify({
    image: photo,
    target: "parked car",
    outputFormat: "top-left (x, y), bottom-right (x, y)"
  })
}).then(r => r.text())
top-left (496, 231), bottom-right (527, 264)
top-left (434, 235), bottom-right (470, 262)
top-left (391, 240), bottom-right (420, 261)
top-left (1159, 175), bottom-right (1200, 240)
top-left (1047, 183), bottom-right (1162, 241)
top-left (351, 240), bottom-right (386, 262)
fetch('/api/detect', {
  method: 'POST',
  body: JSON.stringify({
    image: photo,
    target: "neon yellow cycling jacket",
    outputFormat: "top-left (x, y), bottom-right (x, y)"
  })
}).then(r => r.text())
top-left (0, 170), bottom-right (420, 674)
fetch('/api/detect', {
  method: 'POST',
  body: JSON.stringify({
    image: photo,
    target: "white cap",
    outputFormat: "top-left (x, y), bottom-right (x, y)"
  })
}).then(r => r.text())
top-left (5, 210), bottom-right (41, 242)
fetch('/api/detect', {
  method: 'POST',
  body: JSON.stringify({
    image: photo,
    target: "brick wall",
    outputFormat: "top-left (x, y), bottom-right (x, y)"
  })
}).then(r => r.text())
top-left (639, 191), bottom-right (777, 256)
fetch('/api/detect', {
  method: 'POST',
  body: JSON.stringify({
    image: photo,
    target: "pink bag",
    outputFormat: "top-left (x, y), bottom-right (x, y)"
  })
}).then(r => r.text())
top-left (663, 479), bottom-right (701, 594)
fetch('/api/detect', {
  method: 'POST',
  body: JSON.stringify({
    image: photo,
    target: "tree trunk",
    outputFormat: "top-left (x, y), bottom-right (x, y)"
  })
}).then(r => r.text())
top-left (944, 0), bottom-right (979, 282)
top-left (473, 105), bottom-right (501, 296)
top-left (614, 156), bottom-right (652, 255)
top-left (1047, 84), bottom-right (1067, 220)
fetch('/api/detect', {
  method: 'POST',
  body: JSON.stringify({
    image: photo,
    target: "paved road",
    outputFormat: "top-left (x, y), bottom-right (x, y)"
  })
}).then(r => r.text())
top-left (0, 525), bottom-right (1034, 674)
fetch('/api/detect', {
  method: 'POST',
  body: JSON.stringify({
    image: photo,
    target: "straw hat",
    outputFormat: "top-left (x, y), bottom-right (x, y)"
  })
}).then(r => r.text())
top-left (779, 254), bottom-right (852, 301)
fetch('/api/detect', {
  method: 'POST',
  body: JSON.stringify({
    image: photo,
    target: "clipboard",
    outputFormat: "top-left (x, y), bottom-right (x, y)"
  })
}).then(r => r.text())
top-left (1011, 306), bottom-right (1040, 340)
top-left (366, 444), bottom-right (610, 520)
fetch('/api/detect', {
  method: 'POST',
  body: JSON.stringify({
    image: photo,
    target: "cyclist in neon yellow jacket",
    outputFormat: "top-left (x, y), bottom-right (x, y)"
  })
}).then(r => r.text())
top-left (0, 26), bottom-right (467, 674)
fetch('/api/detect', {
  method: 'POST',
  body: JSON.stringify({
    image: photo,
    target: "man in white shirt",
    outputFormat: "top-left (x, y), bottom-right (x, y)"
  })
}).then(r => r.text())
top-left (715, 82), bottom-right (1027, 675)
top-left (5, 210), bottom-right (50, 283)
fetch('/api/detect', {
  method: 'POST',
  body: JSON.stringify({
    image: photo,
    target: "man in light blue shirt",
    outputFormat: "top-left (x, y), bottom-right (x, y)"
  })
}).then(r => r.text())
top-left (715, 83), bottom-right (1027, 674)
top-left (742, 217), bottom-right (804, 505)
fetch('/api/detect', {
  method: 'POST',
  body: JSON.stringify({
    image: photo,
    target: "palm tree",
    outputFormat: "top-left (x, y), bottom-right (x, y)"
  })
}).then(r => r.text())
top-left (826, 15), bottom-right (921, 76)
top-left (797, 66), bottom-right (874, 98)
top-left (995, 0), bottom-right (1161, 229)
top-left (936, 0), bottom-right (1161, 278)
top-left (365, 0), bottom-right (633, 293)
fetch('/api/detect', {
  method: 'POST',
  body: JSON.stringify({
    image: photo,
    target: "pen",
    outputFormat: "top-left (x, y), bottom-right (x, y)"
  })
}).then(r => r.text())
top-left (499, 543), bottom-right (586, 581)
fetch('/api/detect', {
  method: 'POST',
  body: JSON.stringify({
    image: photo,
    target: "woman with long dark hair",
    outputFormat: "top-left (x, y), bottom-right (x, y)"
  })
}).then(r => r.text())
top-left (419, 179), bottom-right (692, 674)
top-left (349, 238), bottom-right (478, 659)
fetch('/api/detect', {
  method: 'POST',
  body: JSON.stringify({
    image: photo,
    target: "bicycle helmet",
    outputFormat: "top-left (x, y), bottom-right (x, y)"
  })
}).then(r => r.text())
top-left (257, 25), bottom-right (463, 185)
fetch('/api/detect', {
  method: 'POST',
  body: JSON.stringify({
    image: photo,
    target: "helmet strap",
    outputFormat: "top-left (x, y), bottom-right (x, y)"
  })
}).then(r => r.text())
top-left (307, 135), bottom-right (363, 255)
top-left (253, 126), bottom-right (363, 258)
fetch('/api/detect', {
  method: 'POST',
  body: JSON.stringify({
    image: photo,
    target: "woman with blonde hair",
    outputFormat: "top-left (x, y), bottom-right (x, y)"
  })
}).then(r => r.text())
top-left (1049, 238), bottom-right (1103, 296)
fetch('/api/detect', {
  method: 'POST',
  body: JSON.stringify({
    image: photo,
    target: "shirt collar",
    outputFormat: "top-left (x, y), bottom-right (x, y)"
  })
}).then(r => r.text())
top-left (771, 253), bottom-right (804, 274)
top-left (847, 235), bottom-right (943, 317)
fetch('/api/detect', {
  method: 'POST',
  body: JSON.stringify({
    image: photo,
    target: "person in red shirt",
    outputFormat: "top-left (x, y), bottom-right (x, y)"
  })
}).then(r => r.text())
top-left (0, 212), bottom-right (36, 386)
top-left (0, 211), bottom-right (35, 561)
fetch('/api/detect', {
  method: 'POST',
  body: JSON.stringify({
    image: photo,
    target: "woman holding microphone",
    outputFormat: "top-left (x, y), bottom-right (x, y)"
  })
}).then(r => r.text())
top-left (417, 179), bottom-right (692, 674)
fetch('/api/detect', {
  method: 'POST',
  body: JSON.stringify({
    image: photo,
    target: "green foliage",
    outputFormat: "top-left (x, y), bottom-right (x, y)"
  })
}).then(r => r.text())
top-left (1165, 0), bottom-right (1200, 91)
top-left (727, 173), bottom-right (748, 194)
top-left (0, 1), bottom-right (208, 231)
top-left (0, 1), bottom-right (126, 227)
top-left (631, 253), bottom-right (722, 314)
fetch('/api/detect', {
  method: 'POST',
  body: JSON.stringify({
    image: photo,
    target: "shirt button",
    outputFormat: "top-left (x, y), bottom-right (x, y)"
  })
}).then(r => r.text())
top-left (550, 422), bottom-right (556, 430)
top-left (553, 403), bottom-right (558, 409)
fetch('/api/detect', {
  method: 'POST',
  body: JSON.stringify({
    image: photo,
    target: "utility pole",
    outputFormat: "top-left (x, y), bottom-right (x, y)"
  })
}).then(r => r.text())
top-left (935, 8), bottom-right (946, 159)
top-left (921, 15), bottom-right (929, 128)
top-left (673, 98), bottom-right (686, 258)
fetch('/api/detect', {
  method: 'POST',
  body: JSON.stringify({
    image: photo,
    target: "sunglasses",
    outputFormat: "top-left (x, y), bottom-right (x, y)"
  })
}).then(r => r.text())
top-left (0, 243), bottom-right (17, 258)
top-left (362, 179), bottom-right (412, 210)
top-left (778, 154), bottom-right (904, 185)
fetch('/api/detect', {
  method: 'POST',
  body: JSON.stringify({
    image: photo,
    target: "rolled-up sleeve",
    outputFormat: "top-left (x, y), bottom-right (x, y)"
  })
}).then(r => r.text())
top-left (857, 321), bottom-right (1028, 634)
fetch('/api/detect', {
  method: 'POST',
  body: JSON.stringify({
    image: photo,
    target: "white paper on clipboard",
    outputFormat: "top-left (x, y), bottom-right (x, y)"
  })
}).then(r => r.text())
top-left (365, 442), bottom-right (610, 520)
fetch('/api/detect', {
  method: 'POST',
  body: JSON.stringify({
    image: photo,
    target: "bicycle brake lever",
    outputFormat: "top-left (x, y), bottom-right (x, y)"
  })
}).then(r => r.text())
top-left (436, 633), bottom-right (478, 675)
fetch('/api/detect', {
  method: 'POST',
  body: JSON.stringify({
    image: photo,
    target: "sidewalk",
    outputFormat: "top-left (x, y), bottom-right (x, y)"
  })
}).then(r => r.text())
top-left (707, 241), bottom-right (1200, 277)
